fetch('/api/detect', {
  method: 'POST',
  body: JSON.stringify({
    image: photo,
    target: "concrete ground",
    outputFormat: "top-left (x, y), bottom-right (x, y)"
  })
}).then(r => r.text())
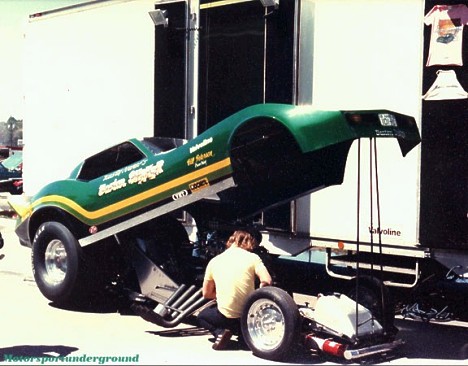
top-left (0, 193), bottom-right (466, 365)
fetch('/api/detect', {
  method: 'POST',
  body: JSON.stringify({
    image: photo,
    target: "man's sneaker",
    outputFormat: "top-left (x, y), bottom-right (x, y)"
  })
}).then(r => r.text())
top-left (212, 329), bottom-right (232, 350)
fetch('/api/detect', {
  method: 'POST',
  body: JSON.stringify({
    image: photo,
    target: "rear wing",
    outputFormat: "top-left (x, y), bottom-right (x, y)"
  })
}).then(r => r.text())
top-left (342, 110), bottom-right (421, 157)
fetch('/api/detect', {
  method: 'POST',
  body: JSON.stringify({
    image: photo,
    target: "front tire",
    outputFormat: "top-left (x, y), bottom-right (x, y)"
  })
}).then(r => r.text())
top-left (32, 222), bottom-right (84, 304)
top-left (241, 287), bottom-right (300, 361)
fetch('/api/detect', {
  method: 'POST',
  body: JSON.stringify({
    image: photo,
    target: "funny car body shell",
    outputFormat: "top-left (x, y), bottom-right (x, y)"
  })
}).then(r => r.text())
top-left (10, 103), bottom-right (420, 248)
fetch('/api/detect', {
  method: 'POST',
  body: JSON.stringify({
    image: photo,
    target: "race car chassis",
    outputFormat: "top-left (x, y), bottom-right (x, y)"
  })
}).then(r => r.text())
top-left (115, 233), bottom-right (403, 362)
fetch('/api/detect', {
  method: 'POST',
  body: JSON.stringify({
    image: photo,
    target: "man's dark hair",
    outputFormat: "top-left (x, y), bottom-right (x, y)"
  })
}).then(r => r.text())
top-left (244, 226), bottom-right (262, 245)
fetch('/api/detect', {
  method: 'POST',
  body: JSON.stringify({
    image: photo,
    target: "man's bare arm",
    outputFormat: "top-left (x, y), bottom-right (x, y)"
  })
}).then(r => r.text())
top-left (255, 263), bottom-right (272, 288)
top-left (202, 279), bottom-right (217, 299)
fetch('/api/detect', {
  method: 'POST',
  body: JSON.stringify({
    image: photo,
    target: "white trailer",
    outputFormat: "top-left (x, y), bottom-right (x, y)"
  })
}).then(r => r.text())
top-left (274, 0), bottom-right (468, 288)
top-left (21, 0), bottom-right (467, 290)
top-left (21, 0), bottom-right (156, 194)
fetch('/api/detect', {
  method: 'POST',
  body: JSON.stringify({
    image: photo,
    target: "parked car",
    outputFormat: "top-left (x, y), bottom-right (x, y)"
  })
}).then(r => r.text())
top-left (9, 103), bottom-right (421, 361)
top-left (0, 152), bottom-right (22, 195)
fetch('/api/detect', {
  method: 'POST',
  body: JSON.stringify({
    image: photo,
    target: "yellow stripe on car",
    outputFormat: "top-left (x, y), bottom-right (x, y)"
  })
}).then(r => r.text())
top-left (31, 158), bottom-right (232, 221)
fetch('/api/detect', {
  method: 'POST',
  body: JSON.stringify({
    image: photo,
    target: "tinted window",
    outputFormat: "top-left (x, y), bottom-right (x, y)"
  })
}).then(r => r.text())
top-left (77, 142), bottom-right (144, 181)
top-left (141, 137), bottom-right (187, 155)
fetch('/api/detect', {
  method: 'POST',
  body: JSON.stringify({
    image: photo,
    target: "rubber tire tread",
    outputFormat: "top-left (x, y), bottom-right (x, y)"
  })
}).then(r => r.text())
top-left (241, 286), bottom-right (300, 361)
top-left (32, 221), bottom-right (84, 304)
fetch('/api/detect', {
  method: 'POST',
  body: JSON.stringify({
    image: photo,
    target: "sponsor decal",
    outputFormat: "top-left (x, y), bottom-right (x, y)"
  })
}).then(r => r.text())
top-left (128, 160), bottom-right (164, 185)
top-left (393, 130), bottom-right (406, 139)
top-left (98, 178), bottom-right (127, 196)
top-left (98, 160), bottom-right (164, 196)
top-left (375, 130), bottom-right (393, 137)
top-left (189, 137), bottom-right (213, 153)
top-left (172, 190), bottom-right (189, 201)
top-left (103, 160), bottom-right (147, 181)
top-left (189, 178), bottom-right (210, 192)
top-left (378, 113), bottom-right (397, 127)
top-left (369, 226), bottom-right (401, 236)
top-left (187, 150), bottom-right (214, 168)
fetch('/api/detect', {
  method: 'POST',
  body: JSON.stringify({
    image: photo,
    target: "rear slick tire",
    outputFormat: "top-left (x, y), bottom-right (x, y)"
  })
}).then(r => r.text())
top-left (241, 286), bottom-right (300, 361)
top-left (347, 275), bottom-right (397, 336)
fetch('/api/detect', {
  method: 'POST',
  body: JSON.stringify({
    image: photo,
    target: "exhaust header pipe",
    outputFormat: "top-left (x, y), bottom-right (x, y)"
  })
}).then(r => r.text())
top-left (131, 284), bottom-right (210, 328)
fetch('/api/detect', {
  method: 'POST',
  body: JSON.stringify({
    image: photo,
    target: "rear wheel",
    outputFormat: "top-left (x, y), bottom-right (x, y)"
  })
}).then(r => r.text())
top-left (241, 287), bottom-right (300, 361)
top-left (347, 275), bottom-right (397, 336)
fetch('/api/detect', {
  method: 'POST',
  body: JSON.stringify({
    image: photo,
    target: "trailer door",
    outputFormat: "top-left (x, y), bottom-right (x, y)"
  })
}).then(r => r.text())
top-left (153, 1), bottom-right (187, 139)
top-left (199, 0), bottom-right (296, 230)
top-left (198, 0), bottom-right (294, 127)
top-left (153, 0), bottom-right (296, 231)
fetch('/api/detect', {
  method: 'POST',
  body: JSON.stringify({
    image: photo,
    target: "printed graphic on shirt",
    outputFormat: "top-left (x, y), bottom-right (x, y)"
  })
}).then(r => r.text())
top-left (436, 18), bottom-right (461, 44)
top-left (424, 4), bottom-right (468, 66)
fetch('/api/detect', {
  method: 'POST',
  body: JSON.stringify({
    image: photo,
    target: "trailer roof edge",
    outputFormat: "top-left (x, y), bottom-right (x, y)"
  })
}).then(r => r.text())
top-left (28, 0), bottom-right (135, 21)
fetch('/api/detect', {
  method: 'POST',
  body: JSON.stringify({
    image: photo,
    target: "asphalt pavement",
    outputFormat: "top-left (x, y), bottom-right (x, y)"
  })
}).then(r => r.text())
top-left (0, 193), bottom-right (467, 365)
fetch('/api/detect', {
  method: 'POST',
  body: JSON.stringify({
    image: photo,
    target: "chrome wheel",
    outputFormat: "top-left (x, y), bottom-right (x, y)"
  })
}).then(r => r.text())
top-left (44, 239), bottom-right (67, 285)
top-left (32, 221), bottom-right (83, 303)
top-left (246, 298), bottom-right (286, 351)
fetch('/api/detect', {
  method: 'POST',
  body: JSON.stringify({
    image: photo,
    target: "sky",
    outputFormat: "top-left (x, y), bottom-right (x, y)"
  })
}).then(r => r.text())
top-left (0, 0), bottom-right (84, 123)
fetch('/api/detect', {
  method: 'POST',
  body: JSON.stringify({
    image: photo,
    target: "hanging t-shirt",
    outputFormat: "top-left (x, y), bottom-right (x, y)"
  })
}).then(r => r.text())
top-left (424, 4), bottom-right (468, 66)
top-left (423, 69), bottom-right (468, 100)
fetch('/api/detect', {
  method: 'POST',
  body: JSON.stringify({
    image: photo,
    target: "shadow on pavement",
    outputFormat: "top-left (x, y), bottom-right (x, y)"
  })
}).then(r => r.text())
top-left (395, 318), bottom-right (468, 361)
top-left (0, 345), bottom-right (79, 361)
top-left (148, 325), bottom-right (210, 338)
top-left (148, 325), bottom-right (323, 363)
top-left (47, 292), bottom-right (135, 316)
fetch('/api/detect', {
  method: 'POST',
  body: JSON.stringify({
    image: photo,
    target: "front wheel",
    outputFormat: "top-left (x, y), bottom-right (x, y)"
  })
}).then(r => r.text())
top-left (32, 222), bottom-right (84, 304)
top-left (241, 287), bottom-right (300, 361)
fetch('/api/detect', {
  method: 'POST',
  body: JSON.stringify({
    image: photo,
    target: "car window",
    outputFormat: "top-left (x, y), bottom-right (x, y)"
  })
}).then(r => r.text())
top-left (77, 142), bottom-right (144, 181)
top-left (141, 137), bottom-right (187, 155)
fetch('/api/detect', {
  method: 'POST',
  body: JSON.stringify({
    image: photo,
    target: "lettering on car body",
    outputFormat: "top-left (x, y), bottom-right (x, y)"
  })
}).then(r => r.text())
top-left (187, 150), bottom-right (214, 168)
top-left (103, 160), bottom-right (147, 181)
top-left (375, 130), bottom-right (394, 137)
top-left (189, 178), bottom-right (210, 192)
top-left (128, 160), bottom-right (164, 185)
top-left (98, 178), bottom-right (127, 196)
top-left (189, 137), bottom-right (213, 153)
top-left (98, 160), bottom-right (164, 196)
top-left (172, 190), bottom-right (189, 200)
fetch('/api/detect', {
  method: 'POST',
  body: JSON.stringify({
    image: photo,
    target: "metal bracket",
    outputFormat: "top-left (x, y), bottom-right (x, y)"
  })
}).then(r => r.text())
top-left (325, 250), bottom-right (421, 288)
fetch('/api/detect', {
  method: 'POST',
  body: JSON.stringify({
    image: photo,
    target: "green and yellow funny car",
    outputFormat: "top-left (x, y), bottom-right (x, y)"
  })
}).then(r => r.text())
top-left (9, 103), bottom-right (420, 360)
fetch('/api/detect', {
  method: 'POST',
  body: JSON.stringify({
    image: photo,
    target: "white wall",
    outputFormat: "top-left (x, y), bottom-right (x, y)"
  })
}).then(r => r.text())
top-left (311, 0), bottom-right (424, 115)
top-left (296, 0), bottom-right (425, 247)
top-left (22, 0), bottom-right (156, 194)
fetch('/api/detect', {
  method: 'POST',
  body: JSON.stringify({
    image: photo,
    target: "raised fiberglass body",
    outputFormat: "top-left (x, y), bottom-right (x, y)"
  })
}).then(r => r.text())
top-left (12, 103), bottom-right (420, 249)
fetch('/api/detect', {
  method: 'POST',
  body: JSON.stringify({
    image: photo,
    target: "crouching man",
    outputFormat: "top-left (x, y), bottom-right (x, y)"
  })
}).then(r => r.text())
top-left (197, 229), bottom-right (272, 350)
